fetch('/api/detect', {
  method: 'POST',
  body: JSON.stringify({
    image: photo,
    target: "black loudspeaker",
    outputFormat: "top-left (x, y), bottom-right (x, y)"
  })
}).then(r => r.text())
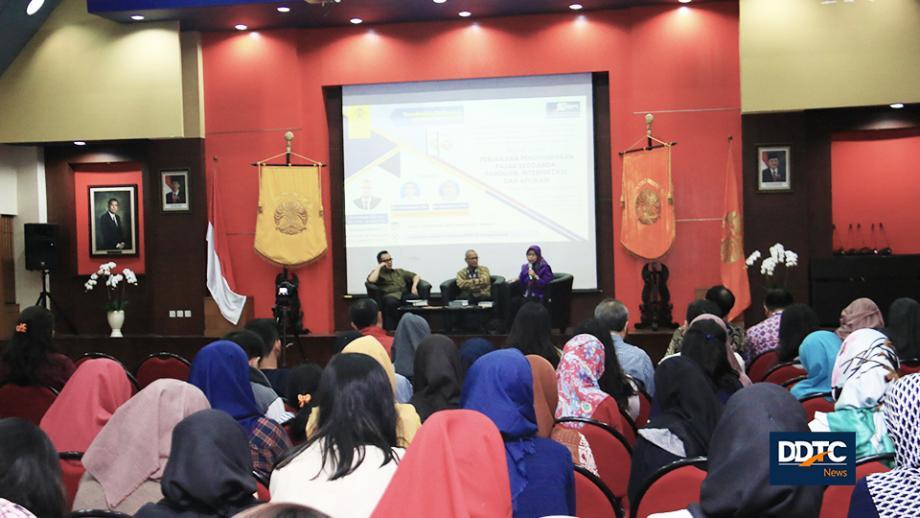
top-left (25, 223), bottom-right (59, 272)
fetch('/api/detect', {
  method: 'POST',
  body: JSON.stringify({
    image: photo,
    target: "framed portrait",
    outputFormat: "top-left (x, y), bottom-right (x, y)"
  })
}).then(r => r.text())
top-left (757, 145), bottom-right (792, 192)
top-left (161, 169), bottom-right (190, 212)
top-left (89, 185), bottom-right (138, 256)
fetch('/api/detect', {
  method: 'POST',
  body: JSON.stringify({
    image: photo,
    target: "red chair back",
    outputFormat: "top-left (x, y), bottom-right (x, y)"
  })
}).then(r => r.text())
top-left (0, 384), bottom-right (58, 425)
top-left (632, 457), bottom-right (707, 518)
top-left (60, 451), bottom-right (85, 510)
top-left (898, 358), bottom-right (920, 376)
top-left (763, 362), bottom-right (807, 386)
top-left (557, 417), bottom-right (632, 511)
top-left (635, 390), bottom-right (652, 428)
top-left (618, 407), bottom-right (638, 447)
top-left (135, 353), bottom-right (191, 389)
top-left (747, 350), bottom-right (779, 382)
top-left (800, 393), bottom-right (836, 421)
top-left (819, 454), bottom-right (893, 518)
top-left (574, 466), bottom-right (623, 518)
top-left (253, 470), bottom-right (271, 501)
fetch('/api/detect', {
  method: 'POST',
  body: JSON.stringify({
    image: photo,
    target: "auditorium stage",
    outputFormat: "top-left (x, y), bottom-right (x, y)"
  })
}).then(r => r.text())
top-left (45, 329), bottom-right (674, 372)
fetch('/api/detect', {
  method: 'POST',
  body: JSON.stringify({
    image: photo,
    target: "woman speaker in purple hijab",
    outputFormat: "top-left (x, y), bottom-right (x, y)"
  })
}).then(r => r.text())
top-left (517, 245), bottom-right (554, 302)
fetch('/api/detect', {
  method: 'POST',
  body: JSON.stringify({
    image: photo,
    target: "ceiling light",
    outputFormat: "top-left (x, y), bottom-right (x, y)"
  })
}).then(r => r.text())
top-left (458, 11), bottom-right (471, 17)
top-left (74, 141), bottom-right (86, 146)
top-left (890, 103), bottom-right (904, 109)
top-left (678, 0), bottom-right (692, 3)
top-left (433, 0), bottom-right (447, 3)
top-left (234, 24), bottom-right (248, 31)
top-left (26, 0), bottom-right (44, 15)
top-left (350, 18), bottom-right (363, 24)
top-left (277, 6), bottom-right (290, 13)
top-left (569, 3), bottom-right (583, 10)
top-left (130, 14), bottom-right (145, 21)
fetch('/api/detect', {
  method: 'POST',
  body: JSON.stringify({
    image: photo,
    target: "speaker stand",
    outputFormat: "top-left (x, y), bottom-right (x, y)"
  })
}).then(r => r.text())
top-left (35, 270), bottom-right (78, 335)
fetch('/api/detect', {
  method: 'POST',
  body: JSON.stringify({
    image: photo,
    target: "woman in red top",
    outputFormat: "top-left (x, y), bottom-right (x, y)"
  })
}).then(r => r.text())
top-left (0, 306), bottom-right (74, 391)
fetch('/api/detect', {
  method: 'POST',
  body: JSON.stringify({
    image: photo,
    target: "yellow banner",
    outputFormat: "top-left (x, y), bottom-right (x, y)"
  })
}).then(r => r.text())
top-left (254, 164), bottom-right (327, 267)
top-left (620, 146), bottom-right (675, 259)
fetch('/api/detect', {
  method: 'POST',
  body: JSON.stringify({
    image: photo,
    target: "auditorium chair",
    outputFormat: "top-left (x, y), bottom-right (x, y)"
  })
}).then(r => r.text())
top-left (253, 470), bottom-right (271, 502)
top-left (763, 361), bottom-right (807, 386)
top-left (635, 390), bottom-right (652, 428)
top-left (556, 417), bottom-right (632, 512)
top-left (800, 392), bottom-right (835, 421)
top-left (818, 452), bottom-right (893, 518)
top-left (134, 352), bottom-right (192, 389)
top-left (747, 350), bottom-right (779, 382)
top-left (0, 383), bottom-right (58, 425)
top-left (617, 406), bottom-right (638, 447)
top-left (60, 451), bottom-right (85, 511)
top-left (573, 465), bottom-right (624, 518)
top-left (898, 357), bottom-right (920, 376)
top-left (69, 511), bottom-right (132, 518)
top-left (631, 457), bottom-right (708, 518)
top-left (783, 375), bottom-right (807, 389)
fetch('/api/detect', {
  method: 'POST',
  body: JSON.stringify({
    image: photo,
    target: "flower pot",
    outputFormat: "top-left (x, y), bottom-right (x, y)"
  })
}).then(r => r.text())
top-left (107, 310), bottom-right (125, 338)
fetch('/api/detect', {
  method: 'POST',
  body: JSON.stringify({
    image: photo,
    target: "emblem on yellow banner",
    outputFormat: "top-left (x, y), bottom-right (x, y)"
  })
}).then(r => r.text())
top-left (254, 164), bottom-right (327, 267)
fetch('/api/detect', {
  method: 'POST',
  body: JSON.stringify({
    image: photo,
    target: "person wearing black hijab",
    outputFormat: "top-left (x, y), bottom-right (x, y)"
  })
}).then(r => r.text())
top-left (409, 334), bottom-right (463, 422)
top-left (627, 357), bottom-right (722, 506)
top-left (687, 384), bottom-right (822, 517)
top-left (777, 303), bottom-right (820, 363)
top-left (135, 409), bottom-right (258, 518)
top-left (0, 418), bottom-right (65, 518)
top-left (886, 297), bottom-right (920, 360)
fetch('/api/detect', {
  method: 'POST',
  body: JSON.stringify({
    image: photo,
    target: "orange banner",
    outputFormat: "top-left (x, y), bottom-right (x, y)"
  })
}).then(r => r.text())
top-left (720, 142), bottom-right (750, 321)
top-left (620, 146), bottom-right (675, 259)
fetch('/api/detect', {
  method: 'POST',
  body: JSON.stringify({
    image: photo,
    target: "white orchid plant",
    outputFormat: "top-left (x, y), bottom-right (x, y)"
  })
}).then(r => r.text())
top-left (745, 243), bottom-right (798, 288)
top-left (84, 262), bottom-right (139, 311)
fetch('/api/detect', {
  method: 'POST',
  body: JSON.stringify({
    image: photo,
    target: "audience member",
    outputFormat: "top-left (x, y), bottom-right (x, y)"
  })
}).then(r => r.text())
top-left (0, 306), bottom-right (74, 390)
top-left (744, 287), bottom-right (794, 362)
top-left (135, 409), bottom-right (259, 517)
top-left (777, 303), bottom-right (821, 363)
top-left (555, 334), bottom-right (623, 431)
top-left (461, 349), bottom-right (574, 518)
top-left (837, 297), bottom-right (885, 340)
top-left (333, 330), bottom-right (363, 354)
top-left (574, 318), bottom-right (639, 419)
top-left (526, 355), bottom-right (558, 439)
top-left (371, 410), bottom-right (512, 517)
top-left (366, 250), bottom-right (421, 330)
top-left (40, 358), bottom-right (132, 452)
top-left (458, 337), bottom-right (496, 374)
top-left (349, 298), bottom-right (393, 356)
top-left (885, 297), bottom-right (920, 360)
top-left (790, 330), bottom-right (843, 401)
top-left (679, 319), bottom-right (744, 404)
top-left (73, 379), bottom-right (210, 514)
top-left (456, 249), bottom-right (493, 300)
top-left (225, 330), bottom-right (290, 424)
top-left (285, 364), bottom-right (323, 444)
top-left (513, 245), bottom-right (553, 302)
top-left (0, 499), bottom-right (37, 517)
top-left (235, 502), bottom-right (330, 518)
top-left (0, 418), bottom-right (65, 518)
top-left (307, 337), bottom-right (421, 447)
top-left (594, 298), bottom-right (656, 395)
top-left (627, 357), bottom-right (721, 507)
top-left (272, 354), bottom-right (402, 518)
top-left (409, 335), bottom-right (463, 422)
top-left (665, 299), bottom-right (721, 357)
top-left (704, 285), bottom-right (746, 356)
top-left (810, 329), bottom-right (899, 459)
top-left (507, 301), bottom-right (559, 368)
top-left (849, 373), bottom-right (920, 518)
top-left (245, 318), bottom-right (289, 394)
top-left (392, 313), bottom-right (430, 379)
top-left (188, 341), bottom-right (292, 478)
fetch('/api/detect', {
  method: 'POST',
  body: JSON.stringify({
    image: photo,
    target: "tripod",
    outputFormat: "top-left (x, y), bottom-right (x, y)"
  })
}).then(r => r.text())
top-left (35, 269), bottom-right (78, 334)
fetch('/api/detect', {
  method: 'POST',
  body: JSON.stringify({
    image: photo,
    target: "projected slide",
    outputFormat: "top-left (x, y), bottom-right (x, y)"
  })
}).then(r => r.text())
top-left (343, 74), bottom-right (597, 294)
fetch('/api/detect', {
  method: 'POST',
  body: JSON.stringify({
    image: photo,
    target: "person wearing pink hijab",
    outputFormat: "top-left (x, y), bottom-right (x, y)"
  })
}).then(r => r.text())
top-left (836, 297), bottom-right (885, 340)
top-left (72, 379), bottom-right (210, 514)
top-left (39, 358), bottom-right (133, 452)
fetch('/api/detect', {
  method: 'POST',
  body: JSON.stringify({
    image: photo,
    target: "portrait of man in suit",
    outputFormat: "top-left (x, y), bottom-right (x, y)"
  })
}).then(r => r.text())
top-left (165, 179), bottom-right (185, 204)
top-left (97, 198), bottom-right (125, 250)
top-left (757, 146), bottom-right (791, 192)
top-left (352, 179), bottom-right (381, 211)
top-left (91, 186), bottom-right (137, 256)
top-left (161, 170), bottom-right (190, 212)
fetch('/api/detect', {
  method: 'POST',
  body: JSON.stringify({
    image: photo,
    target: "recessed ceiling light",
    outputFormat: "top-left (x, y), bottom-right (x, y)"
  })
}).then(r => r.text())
top-left (890, 103), bottom-right (905, 109)
top-left (74, 141), bottom-right (86, 146)
top-left (26, 0), bottom-right (44, 15)
top-left (350, 18), bottom-right (363, 24)
top-left (234, 24), bottom-right (248, 31)
top-left (277, 6), bottom-right (290, 13)
top-left (678, 0), bottom-right (692, 3)
top-left (569, 3), bottom-right (583, 10)
top-left (458, 11), bottom-right (471, 17)
top-left (130, 14), bottom-right (145, 21)
top-left (433, 0), bottom-right (447, 3)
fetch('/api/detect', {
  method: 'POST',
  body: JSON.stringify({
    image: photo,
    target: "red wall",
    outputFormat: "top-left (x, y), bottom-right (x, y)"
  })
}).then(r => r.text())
top-left (831, 129), bottom-right (920, 254)
top-left (201, 3), bottom-right (742, 332)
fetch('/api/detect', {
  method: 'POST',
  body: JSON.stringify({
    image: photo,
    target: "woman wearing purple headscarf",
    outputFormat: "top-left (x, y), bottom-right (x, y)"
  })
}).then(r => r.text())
top-left (517, 245), bottom-right (554, 302)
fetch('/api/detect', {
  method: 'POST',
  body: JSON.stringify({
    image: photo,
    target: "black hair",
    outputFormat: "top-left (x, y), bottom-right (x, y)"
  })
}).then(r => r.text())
top-left (887, 298), bottom-right (920, 360)
top-left (271, 507), bottom-right (331, 518)
top-left (764, 288), bottom-right (794, 311)
top-left (350, 298), bottom-right (379, 329)
top-left (686, 299), bottom-right (722, 323)
top-left (573, 319), bottom-right (637, 406)
top-left (705, 285), bottom-right (735, 319)
top-left (506, 301), bottom-right (557, 367)
top-left (276, 354), bottom-right (398, 480)
top-left (223, 330), bottom-right (266, 360)
top-left (0, 418), bottom-right (65, 518)
top-left (2, 306), bottom-right (57, 386)
top-left (107, 198), bottom-right (118, 206)
top-left (376, 250), bottom-right (389, 263)
top-left (777, 304), bottom-right (820, 363)
top-left (594, 298), bottom-right (629, 333)
top-left (681, 319), bottom-right (740, 394)
top-left (284, 364), bottom-right (324, 444)
top-left (244, 319), bottom-right (280, 357)
top-left (333, 330), bottom-right (363, 354)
